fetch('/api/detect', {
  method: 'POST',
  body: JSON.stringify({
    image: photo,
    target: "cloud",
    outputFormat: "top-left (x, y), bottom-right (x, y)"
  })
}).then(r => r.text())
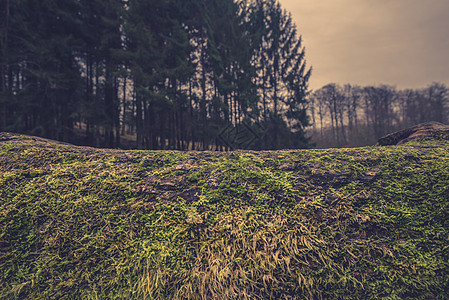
top-left (280, 0), bottom-right (449, 89)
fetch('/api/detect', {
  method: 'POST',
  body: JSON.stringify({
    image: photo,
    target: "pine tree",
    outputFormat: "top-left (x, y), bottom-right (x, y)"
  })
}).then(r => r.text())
top-left (125, 0), bottom-right (193, 149)
top-left (250, 0), bottom-right (311, 149)
top-left (1, 0), bottom-right (312, 150)
top-left (0, 0), bottom-right (10, 129)
top-left (4, 0), bottom-right (83, 140)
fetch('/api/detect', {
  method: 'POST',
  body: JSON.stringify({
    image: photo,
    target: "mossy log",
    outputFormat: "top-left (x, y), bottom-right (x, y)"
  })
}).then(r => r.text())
top-left (377, 121), bottom-right (449, 146)
top-left (1, 130), bottom-right (449, 299)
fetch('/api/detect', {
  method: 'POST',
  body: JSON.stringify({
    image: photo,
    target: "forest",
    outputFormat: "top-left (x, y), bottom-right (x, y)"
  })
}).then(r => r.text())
top-left (0, 0), bottom-right (311, 150)
top-left (1, 0), bottom-right (448, 151)
top-left (309, 82), bottom-right (449, 148)
top-left (1, 1), bottom-right (449, 297)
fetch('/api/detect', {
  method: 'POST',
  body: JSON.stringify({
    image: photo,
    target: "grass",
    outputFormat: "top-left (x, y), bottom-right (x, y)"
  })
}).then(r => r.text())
top-left (1, 132), bottom-right (449, 299)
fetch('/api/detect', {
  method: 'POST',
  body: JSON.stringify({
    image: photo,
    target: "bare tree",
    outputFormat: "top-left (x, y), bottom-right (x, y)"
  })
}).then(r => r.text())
top-left (424, 82), bottom-right (448, 123)
top-left (315, 84), bottom-right (346, 146)
top-left (363, 85), bottom-right (397, 140)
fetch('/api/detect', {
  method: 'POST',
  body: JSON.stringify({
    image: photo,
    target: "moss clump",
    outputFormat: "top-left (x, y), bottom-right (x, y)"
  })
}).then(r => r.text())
top-left (1, 132), bottom-right (449, 299)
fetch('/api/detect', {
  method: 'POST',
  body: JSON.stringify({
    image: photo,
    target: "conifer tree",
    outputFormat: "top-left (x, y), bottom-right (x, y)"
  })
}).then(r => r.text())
top-left (0, 0), bottom-right (10, 129)
top-left (1, 0), bottom-right (313, 150)
top-left (4, 0), bottom-right (83, 140)
top-left (250, 0), bottom-right (311, 149)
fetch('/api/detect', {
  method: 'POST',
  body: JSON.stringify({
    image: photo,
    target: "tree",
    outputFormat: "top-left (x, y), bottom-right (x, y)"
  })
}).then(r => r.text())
top-left (1, 0), bottom-right (313, 151)
top-left (313, 84), bottom-right (346, 146)
top-left (423, 82), bottom-right (448, 124)
top-left (363, 85), bottom-right (397, 140)
top-left (126, 0), bottom-right (194, 149)
top-left (250, 0), bottom-right (311, 149)
top-left (3, 0), bottom-right (84, 140)
top-left (0, 0), bottom-right (10, 129)
top-left (77, 0), bottom-right (125, 148)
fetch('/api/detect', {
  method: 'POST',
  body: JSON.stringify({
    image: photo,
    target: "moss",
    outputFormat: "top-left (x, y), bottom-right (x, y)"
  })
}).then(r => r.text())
top-left (1, 133), bottom-right (449, 299)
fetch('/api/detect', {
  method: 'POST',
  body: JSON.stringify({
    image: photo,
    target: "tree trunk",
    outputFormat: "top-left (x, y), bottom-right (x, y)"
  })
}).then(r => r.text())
top-left (135, 87), bottom-right (143, 149)
top-left (0, 0), bottom-right (10, 129)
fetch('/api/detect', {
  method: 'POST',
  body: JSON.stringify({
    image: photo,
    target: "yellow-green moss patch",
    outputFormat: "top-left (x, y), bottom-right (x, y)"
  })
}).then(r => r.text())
top-left (1, 133), bottom-right (448, 299)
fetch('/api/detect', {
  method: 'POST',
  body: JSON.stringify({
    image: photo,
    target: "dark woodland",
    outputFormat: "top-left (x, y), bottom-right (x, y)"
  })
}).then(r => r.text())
top-left (0, 0), bottom-right (311, 150)
top-left (0, 0), bottom-right (447, 150)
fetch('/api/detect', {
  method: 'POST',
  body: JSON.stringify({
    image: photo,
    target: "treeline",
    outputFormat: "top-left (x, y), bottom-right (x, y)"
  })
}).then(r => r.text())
top-left (309, 82), bottom-right (449, 147)
top-left (0, 0), bottom-right (311, 150)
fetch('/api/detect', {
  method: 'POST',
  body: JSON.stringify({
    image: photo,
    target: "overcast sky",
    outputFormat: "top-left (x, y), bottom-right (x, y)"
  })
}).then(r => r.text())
top-left (279, 0), bottom-right (449, 91)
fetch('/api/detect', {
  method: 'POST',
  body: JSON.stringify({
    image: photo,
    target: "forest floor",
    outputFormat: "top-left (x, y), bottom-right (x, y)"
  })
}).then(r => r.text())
top-left (1, 131), bottom-right (448, 299)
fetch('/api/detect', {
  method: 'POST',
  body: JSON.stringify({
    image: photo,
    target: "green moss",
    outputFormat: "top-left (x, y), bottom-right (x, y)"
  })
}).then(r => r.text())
top-left (1, 133), bottom-right (449, 299)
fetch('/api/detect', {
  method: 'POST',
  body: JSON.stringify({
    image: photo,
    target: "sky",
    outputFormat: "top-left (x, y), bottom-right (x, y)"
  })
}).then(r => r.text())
top-left (278, 0), bottom-right (449, 91)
